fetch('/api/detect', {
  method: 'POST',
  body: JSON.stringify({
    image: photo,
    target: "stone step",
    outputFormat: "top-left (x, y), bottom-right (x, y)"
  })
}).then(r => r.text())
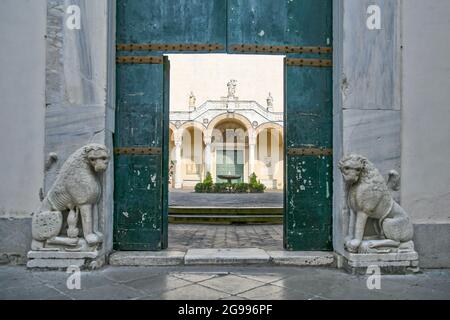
top-left (109, 249), bottom-right (336, 267)
top-left (169, 206), bottom-right (283, 215)
top-left (168, 206), bottom-right (283, 224)
top-left (169, 215), bottom-right (283, 225)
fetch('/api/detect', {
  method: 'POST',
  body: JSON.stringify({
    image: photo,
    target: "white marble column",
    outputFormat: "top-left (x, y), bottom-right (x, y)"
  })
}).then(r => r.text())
top-left (174, 139), bottom-right (182, 189)
top-left (248, 133), bottom-right (256, 177)
top-left (204, 142), bottom-right (212, 175)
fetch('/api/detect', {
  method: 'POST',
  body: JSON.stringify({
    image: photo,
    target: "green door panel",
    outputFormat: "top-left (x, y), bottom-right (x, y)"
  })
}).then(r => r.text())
top-left (115, 1), bottom-right (227, 250)
top-left (285, 155), bottom-right (333, 250)
top-left (227, 0), bottom-right (332, 48)
top-left (114, 155), bottom-right (163, 250)
top-left (117, 0), bottom-right (227, 48)
top-left (286, 67), bottom-right (332, 148)
top-left (115, 64), bottom-right (163, 147)
top-left (114, 61), bottom-right (166, 251)
top-left (284, 62), bottom-right (333, 251)
top-left (227, 0), bottom-right (333, 250)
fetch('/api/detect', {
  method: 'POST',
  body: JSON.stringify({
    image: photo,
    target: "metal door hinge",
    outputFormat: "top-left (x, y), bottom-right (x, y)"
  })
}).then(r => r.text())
top-left (286, 58), bottom-right (332, 68)
top-left (117, 43), bottom-right (224, 52)
top-left (114, 147), bottom-right (162, 155)
top-left (116, 56), bottom-right (163, 64)
top-left (287, 148), bottom-right (333, 156)
top-left (230, 44), bottom-right (332, 54)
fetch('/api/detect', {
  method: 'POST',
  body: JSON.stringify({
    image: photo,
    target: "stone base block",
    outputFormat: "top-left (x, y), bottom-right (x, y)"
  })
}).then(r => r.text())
top-left (341, 250), bottom-right (419, 275)
top-left (184, 248), bottom-right (270, 265)
top-left (109, 251), bottom-right (185, 266)
top-left (26, 251), bottom-right (105, 270)
top-left (268, 251), bottom-right (335, 266)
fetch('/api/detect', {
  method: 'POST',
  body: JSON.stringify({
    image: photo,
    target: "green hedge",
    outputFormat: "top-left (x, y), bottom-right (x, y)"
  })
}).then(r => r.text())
top-left (195, 173), bottom-right (266, 193)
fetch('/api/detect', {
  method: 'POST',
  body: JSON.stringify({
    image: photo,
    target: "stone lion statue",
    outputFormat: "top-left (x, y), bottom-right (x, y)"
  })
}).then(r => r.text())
top-left (31, 144), bottom-right (110, 251)
top-left (338, 154), bottom-right (414, 254)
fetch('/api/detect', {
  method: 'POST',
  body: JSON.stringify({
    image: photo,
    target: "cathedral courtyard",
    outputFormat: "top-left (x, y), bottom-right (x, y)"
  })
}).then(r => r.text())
top-left (1, 0), bottom-right (450, 304)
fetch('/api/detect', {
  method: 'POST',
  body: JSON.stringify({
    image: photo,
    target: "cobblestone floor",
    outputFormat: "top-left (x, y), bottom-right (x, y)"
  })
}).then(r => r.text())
top-left (1, 266), bottom-right (449, 300)
top-left (168, 224), bottom-right (283, 251)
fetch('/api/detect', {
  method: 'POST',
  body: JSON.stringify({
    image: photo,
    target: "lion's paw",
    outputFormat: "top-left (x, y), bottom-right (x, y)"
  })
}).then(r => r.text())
top-left (85, 233), bottom-right (101, 245)
top-left (345, 239), bottom-right (361, 253)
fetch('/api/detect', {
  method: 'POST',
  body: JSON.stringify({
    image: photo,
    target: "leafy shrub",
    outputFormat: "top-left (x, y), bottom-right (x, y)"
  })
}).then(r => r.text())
top-left (195, 183), bottom-right (206, 193)
top-left (195, 172), bottom-right (215, 193)
top-left (249, 172), bottom-right (266, 193)
top-left (233, 183), bottom-right (250, 193)
top-left (213, 183), bottom-right (229, 193)
top-left (203, 172), bottom-right (213, 186)
top-left (194, 173), bottom-right (266, 193)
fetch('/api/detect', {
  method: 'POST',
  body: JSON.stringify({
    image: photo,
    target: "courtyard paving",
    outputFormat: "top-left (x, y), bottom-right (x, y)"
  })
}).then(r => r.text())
top-left (0, 266), bottom-right (449, 300)
top-left (169, 190), bottom-right (283, 208)
top-left (168, 224), bottom-right (283, 251)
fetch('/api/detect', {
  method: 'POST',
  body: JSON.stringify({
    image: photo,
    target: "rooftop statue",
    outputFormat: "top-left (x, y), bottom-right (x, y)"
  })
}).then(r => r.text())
top-left (227, 79), bottom-right (237, 98)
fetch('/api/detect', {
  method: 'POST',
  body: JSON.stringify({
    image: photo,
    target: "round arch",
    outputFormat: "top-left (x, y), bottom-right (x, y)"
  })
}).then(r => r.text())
top-left (206, 113), bottom-right (254, 138)
top-left (255, 122), bottom-right (283, 137)
top-left (177, 121), bottom-right (207, 135)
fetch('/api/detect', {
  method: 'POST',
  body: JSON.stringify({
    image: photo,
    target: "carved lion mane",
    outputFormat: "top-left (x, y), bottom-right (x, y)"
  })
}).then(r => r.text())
top-left (338, 154), bottom-right (389, 193)
top-left (44, 143), bottom-right (109, 212)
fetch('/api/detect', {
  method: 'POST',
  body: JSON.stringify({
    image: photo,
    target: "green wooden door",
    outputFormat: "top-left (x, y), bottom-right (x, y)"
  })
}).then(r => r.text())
top-left (227, 0), bottom-right (333, 250)
top-left (115, 0), bottom-right (332, 251)
top-left (114, 0), bottom-right (227, 250)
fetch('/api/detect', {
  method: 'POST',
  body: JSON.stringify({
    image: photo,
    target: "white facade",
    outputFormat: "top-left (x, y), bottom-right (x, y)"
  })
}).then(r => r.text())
top-left (169, 93), bottom-right (284, 189)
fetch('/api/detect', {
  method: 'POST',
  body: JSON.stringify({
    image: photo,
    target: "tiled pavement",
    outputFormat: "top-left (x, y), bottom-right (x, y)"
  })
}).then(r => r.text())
top-left (1, 266), bottom-right (449, 300)
top-left (168, 224), bottom-right (283, 251)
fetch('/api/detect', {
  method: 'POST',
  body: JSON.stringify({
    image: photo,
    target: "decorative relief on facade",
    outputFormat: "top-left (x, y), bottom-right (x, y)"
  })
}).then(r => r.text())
top-left (31, 144), bottom-right (110, 252)
top-left (339, 154), bottom-right (415, 254)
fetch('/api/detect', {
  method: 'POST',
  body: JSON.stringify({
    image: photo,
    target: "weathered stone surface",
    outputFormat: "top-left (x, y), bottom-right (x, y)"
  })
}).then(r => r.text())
top-left (342, 0), bottom-right (401, 110)
top-left (0, 218), bottom-right (31, 264)
top-left (27, 251), bottom-right (99, 259)
top-left (413, 223), bottom-right (450, 268)
top-left (341, 250), bottom-right (419, 275)
top-left (26, 258), bottom-right (85, 269)
top-left (268, 251), bottom-right (335, 266)
top-left (109, 251), bottom-right (185, 266)
top-left (184, 248), bottom-right (270, 265)
top-left (343, 110), bottom-right (401, 176)
top-left (343, 250), bottom-right (418, 262)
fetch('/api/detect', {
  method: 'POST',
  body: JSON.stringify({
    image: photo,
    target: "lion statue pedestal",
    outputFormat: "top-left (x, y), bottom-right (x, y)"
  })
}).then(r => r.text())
top-left (27, 144), bottom-right (110, 270)
top-left (338, 154), bottom-right (419, 274)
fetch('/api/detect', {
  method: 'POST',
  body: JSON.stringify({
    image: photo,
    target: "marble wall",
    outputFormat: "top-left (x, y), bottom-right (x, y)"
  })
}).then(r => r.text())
top-left (333, 0), bottom-right (401, 254)
top-left (0, 0), bottom-right (46, 262)
top-left (401, 0), bottom-right (450, 268)
top-left (0, 0), bottom-right (46, 219)
top-left (44, 0), bottom-right (115, 254)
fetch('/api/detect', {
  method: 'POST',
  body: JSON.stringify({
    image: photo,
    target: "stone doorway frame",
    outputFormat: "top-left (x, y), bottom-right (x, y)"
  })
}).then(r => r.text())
top-left (43, 0), bottom-right (401, 262)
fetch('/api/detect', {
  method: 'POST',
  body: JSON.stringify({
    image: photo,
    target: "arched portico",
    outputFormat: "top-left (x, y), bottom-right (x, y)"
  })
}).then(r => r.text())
top-left (169, 108), bottom-right (285, 187)
top-left (255, 123), bottom-right (284, 189)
